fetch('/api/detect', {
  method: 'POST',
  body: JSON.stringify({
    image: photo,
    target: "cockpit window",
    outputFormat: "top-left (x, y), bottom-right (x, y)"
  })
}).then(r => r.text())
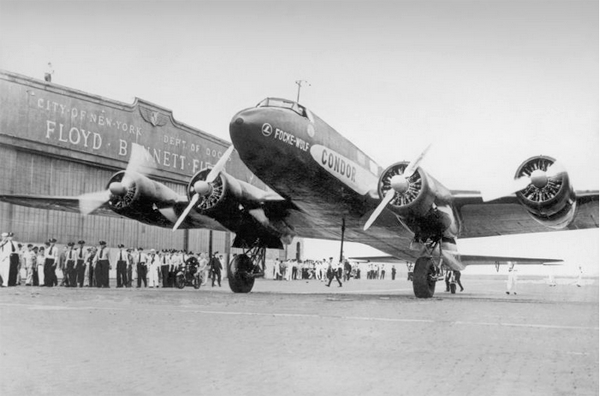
top-left (256, 97), bottom-right (314, 122)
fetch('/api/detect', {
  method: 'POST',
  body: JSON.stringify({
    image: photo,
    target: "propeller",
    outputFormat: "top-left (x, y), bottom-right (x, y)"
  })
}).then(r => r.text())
top-left (363, 144), bottom-right (432, 231)
top-left (78, 143), bottom-right (155, 215)
top-left (172, 145), bottom-right (234, 231)
top-left (481, 161), bottom-right (565, 202)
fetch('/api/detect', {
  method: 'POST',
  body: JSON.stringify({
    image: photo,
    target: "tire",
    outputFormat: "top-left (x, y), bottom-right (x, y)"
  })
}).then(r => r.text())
top-left (193, 276), bottom-right (201, 289)
top-left (412, 257), bottom-right (436, 298)
top-left (227, 254), bottom-right (255, 293)
top-left (175, 274), bottom-right (185, 289)
top-left (450, 283), bottom-right (456, 294)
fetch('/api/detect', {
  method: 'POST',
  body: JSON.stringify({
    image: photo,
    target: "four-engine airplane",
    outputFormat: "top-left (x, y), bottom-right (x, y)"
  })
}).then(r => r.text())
top-left (1, 97), bottom-right (598, 297)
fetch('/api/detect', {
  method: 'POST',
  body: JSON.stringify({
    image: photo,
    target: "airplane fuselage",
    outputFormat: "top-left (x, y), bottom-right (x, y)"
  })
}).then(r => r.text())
top-left (229, 98), bottom-right (459, 251)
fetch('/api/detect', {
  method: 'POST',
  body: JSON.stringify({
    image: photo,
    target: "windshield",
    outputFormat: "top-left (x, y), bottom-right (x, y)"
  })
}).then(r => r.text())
top-left (256, 98), bottom-right (314, 122)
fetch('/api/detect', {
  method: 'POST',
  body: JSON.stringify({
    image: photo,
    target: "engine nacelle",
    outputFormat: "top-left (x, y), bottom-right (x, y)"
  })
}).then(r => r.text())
top-left (515, 155), bottom-right (577, 229)
top-left (186, 169), bottom-right (242, 217)
top-left (106, 171), bottom-right (181, 226)
top-left (377, 162), bottom-right (436, 217)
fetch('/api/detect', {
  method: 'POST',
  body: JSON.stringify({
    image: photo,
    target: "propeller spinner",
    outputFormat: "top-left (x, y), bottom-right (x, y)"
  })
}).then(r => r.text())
top-left (481, 157), bottom-right (565, 202)
top-left (78, 143), bottom-right (155, 215)
top-left (363, 144), bottom-right (432, 231)
top-left (172, 145), bottom-right (234, 231)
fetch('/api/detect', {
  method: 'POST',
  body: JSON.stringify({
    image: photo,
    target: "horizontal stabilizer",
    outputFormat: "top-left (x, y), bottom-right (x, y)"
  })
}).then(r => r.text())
top-left (349, 254), bottom-right (563, 266)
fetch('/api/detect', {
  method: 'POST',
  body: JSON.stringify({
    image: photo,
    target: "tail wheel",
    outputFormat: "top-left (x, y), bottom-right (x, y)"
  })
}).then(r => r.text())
top-left (450, 283), bottom-right (456, 294)
top-left (175, 274), bottom-right (185, 289)
top-left (413, 257), bottom-right (437, 298)
top-left (228, 254), bottom-right (255, 293)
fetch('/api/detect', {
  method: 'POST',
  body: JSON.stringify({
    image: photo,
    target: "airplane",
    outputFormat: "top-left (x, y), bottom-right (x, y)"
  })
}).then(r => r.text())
top-left (1, 97), bottom-right (598, 298)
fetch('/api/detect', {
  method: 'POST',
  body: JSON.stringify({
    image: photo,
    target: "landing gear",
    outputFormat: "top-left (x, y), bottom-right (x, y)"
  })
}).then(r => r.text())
top-left (227, 244), bottom-right (266, 293)
top-left (412, 257), bottom-right (438, 298)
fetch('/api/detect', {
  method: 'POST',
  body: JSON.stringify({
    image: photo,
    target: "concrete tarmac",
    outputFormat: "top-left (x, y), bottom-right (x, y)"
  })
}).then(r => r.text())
top-left (0, 275), bottom-right (597, 396)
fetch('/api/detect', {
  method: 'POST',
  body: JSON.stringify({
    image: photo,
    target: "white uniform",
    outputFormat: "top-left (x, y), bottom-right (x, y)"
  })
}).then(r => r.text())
top-left (36, 252), bottom-right (45, 285)
top-left (23, 249), bottom-right (36, 285)
top-left (147, 254), bottom-right (160, 287)
top-left (0, 237), bottom-right (11, 286)
top-left (506, 262), bottom-right (518, 294)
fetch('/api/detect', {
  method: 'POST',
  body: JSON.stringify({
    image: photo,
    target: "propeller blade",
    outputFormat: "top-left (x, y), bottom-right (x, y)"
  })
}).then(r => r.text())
top-left (481, 176), bottom-right (531, 202)
top-left (364, 189), bottom-right (395, 231)
top-left (403, 144), bottom-right (432, 178)
top-left (172, 193), bottom-right (200, 231)
top-left (546, 161), bottom-right (566, 179)
top-left (79, 189), bottom-right (111, 216)
top-left (125, 143), bottom-right (156, 177)
top-left (206, 145), bottom-right (234, 183)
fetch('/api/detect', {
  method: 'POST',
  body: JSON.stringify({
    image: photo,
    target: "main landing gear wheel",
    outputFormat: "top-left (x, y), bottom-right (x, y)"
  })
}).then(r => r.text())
top-left (450, 283), bottom-right (456, 294)
top-left (193, 276), bottom-right (201, 289)
top-left (413, 257), bottom-right (437, 298)
top-left (228, 254), bottom-right (255, 293)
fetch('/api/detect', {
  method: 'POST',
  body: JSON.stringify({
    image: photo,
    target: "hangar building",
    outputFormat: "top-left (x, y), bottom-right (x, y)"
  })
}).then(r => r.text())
top-left (0, 70), bottom-right (302, 262)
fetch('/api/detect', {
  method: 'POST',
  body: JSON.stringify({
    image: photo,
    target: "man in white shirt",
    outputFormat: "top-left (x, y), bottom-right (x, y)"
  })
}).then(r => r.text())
top-left (134, 248), bottom-right (147, 288)
top-left (93, 241), bottom-right (110, 288)
top-left (64, 242), bottom-right (77, 287)
top-left (75, 241), bottom-right (87, 287)
top-left (0, 232), bottom-right (12, 286)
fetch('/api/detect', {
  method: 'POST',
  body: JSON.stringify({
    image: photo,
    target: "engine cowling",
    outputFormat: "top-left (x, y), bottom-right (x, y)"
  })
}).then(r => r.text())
top-left (377, 162), bottom-right (435, 217)
top-left (186, 169), bottom-right (243, 218)
top-left (515, 155), bottom-right (577, 229)
top-left (106, 171), bottom-right (181, 226)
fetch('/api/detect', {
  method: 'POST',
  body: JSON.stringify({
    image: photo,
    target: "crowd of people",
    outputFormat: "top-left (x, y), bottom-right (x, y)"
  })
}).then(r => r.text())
top-left (269, 257), bottom-right (402, 286)
top-left (0, 232), bottom-right (225, 289)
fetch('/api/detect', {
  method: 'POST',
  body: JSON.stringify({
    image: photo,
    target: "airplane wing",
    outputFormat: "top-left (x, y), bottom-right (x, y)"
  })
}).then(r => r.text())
top-left (349, 254), bottom-right (563, 266)
top-left (0, 194), bottom-right (118, 217)
top-left (452, 191), bottom-right (599, 238)
top-left (0, 192), bottom-right (230, 231)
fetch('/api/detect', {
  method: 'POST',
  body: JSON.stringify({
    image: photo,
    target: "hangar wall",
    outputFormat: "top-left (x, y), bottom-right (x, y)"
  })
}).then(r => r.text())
top-left (0, 70), bottom-right (301, 261)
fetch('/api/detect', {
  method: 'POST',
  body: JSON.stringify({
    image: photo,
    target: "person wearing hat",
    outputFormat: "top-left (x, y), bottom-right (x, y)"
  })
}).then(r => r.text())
top-left (74, 241), bottom-right (87, 287)
top-left (36, 245), bottom-right (46, 286)
top-left (0, 232), bottom-right (12, 286)
top-left (4, 233), bottom-right (21, 286)
top-left (160, 249), bottom-right (171, 288)
top-left (134, 248), bottom-right (147, 288)
top-left (93, 241), bottom-right (110, 288)
top-left (115, 244), bottom-right (128, 288)
top-left (63, 242), bottom-right (78, 287)
top-left (44, 238), bottom-right (58, 287)
top-left (85, 247), bottom-right (97, 287)
top-left (22, 244), bottom-right (36, 286)
top-left (147, 249), bottom-right (160, 288)
top-left (210, 252), bottom-right (223, 287)
top-left (126, 248), bottom-right (134, 287)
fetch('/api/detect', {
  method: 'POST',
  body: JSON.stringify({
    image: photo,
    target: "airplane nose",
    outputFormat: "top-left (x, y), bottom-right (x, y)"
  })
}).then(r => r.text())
top-left (229, 108), bottom-right (260, 146)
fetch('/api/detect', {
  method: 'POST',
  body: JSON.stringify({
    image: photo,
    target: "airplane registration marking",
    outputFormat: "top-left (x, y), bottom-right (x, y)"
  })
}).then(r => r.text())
top-left (3, 303), bottom-right (595, 331)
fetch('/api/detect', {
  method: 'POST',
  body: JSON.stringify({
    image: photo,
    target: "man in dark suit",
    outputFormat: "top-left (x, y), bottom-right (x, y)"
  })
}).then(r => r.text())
top-left (210, 252), bottom-right (223, 287)
top-left (115, 244), bottom-right (128, 288)
top-left (75, 240), bottom-right (87, 287)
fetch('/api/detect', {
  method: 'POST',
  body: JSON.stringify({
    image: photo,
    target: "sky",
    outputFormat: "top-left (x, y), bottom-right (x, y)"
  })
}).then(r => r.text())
top-left (0, 0), bottom-right (598, 275)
